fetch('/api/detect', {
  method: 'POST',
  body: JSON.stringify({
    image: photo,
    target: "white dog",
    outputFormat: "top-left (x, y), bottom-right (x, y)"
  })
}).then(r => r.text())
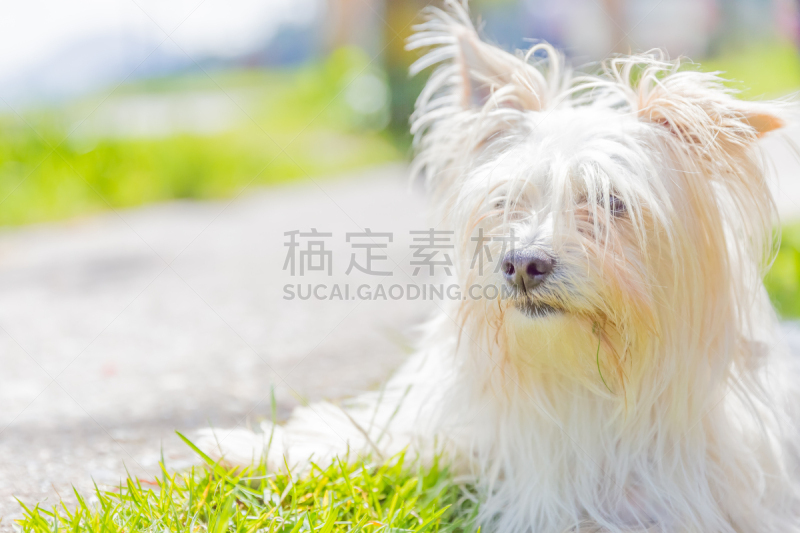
top-left (202, 2), bottom-right (800, 531)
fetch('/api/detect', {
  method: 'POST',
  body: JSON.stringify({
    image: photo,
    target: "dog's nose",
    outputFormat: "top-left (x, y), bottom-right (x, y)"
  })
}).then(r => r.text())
top-left (501, 249), bottom-right (554, 289)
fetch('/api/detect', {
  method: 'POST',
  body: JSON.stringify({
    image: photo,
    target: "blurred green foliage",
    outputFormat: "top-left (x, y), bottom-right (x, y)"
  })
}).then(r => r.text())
top-left (766, 224), bottom-right (800, 318)
top-left (3, 38), bottom-right (800, 228)
top-left (701, 40), bottom-right (800, 98)
top-left (0, 47), bottom-right (398, 226)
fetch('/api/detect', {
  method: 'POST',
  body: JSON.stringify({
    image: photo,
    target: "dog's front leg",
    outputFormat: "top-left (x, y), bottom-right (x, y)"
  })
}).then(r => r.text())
top-left (198, 350), bottom-right (447, 472)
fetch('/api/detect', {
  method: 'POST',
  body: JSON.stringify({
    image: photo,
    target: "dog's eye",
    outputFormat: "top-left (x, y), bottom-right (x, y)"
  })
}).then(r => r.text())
top-left (492, 198), bottom-right (528, 221)
top-left (608, 195), bottom-right (625, 217)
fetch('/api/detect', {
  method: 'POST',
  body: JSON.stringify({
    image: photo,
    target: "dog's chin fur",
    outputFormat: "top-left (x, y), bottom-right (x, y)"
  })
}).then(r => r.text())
top-left (514, 296), bottom-right (562, 318)
top-left (199, 2), bottom-right (800, 531)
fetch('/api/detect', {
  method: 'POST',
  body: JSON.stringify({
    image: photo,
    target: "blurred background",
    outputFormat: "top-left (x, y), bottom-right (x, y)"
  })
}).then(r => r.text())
top-left (3, 0), bottom-right (800, 227)
top-left (4, 0), bottom-right (800, 522)
top-left (5, 0), bottom-right (800, 302)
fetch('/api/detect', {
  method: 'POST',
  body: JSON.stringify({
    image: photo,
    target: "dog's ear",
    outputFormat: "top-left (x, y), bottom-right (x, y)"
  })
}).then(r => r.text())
top-left (450, 24), bottom-right (532, 109)
top-left (636, 67), bottom-right (784, 150)
top-left (407, 1), bottom-right (557, 112)
top-left (739, 106), bottom-right (784, 138)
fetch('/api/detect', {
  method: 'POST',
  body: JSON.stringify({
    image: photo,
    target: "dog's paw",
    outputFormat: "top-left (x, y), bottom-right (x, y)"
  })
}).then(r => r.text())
top-left (194, 423), bottom-right (286, 470)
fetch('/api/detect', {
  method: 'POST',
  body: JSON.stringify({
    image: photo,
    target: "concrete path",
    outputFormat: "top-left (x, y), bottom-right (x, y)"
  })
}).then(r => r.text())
top-left (0, 164), bottom-right (435, 524)
top-left (1, 125), bottom-right (800, 527)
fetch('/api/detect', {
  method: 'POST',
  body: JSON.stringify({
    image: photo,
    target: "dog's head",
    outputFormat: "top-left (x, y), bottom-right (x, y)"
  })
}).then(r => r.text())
top-left (409, 2), bottom-right (784, 395)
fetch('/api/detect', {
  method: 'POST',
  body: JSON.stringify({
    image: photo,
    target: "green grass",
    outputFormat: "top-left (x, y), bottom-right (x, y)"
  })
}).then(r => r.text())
top-left (15, 434), bottom-right (477, 533)
top-left (0, 47), bottom-right (399, 227)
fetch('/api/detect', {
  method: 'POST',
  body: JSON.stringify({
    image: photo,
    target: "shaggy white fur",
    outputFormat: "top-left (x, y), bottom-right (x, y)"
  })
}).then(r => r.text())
top-left (200, 2), bottom-right (800, 531)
